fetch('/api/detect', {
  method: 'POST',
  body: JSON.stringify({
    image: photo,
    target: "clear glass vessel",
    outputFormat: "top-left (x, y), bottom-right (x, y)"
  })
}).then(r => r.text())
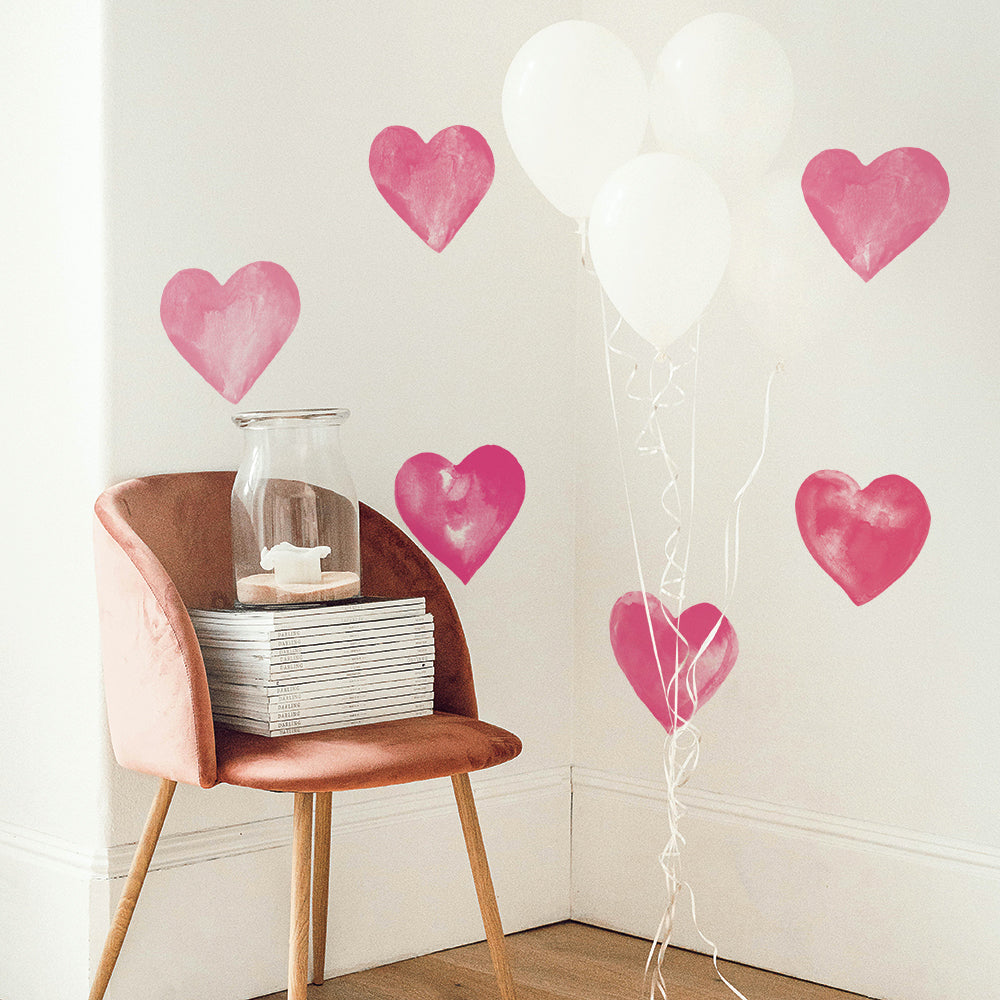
top-left (231, 408), bottom-right (360, 605)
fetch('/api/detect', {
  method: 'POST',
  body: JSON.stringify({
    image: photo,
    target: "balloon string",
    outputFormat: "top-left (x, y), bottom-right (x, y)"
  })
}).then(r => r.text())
top-left (677, 364), bottom-right (780, 745)
top-left (648, 365), bottom-right (779, 1000)
top-left (602, 301), bottom-right (705, 730)
top-left (677, 320), bottom-right (700, 618)
top-left (644, 724), bottom-right (699, 1000)
top-left (645, 727), bottom-right (751, 1000)
top-left (576, 217), bottom-right (592, 271)
top-left (599, 288), bottom-right (676, 703)
top-left (723, 362), bottom-right (783, 606)
top-left (598, 272), bottom-right (703, 767)
top-left (644, 367), bottom-right (780, 1000)
top-left (591, 242), bottom-right (773, 1000)
top-left (598, 286), bottom-right (735, 1000)
top-left (603, 310), bottom-right (698, 618)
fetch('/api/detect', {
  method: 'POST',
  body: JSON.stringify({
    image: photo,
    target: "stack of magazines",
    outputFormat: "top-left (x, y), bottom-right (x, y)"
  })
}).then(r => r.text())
top-left (188, 597), bottom-right (435, 736)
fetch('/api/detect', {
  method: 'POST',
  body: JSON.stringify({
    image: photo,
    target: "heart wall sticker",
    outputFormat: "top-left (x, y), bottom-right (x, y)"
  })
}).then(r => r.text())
top-left (796, 470), bottom-right (931, 606)
top-left (609, 593), bottom-right (739, 733)
top-left (369, 125), bottom-right (495, 252)
top-left (801, 147), bottom-right (949, 281)
top-left (394, 446), bottom-right (525, 584)
top-left (160, 261), bottom-right (300, 403)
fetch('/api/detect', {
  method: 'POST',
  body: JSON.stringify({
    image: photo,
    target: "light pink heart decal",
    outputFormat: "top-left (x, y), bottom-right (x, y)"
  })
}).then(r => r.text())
top-left (369, 125), bottom-right (494, 252)
top-left (394, 446), bottom-right (524, 584)
top-left (609, 593), bottom-right (738, 733)
top-left (160, 261), bottom-right (300, 403)
top-left (801, 147), bottom-right (949, 281)
top-left (796, 470), bottom-right (931, 605)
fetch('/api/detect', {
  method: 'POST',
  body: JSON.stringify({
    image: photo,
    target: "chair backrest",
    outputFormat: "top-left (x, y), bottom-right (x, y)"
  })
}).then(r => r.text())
top-left (93, 471), bottom-right (478, 787)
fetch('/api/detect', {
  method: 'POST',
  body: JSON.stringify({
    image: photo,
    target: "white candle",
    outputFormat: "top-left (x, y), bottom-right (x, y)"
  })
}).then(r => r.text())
top-left (260, 542), bottom-right (331, 584)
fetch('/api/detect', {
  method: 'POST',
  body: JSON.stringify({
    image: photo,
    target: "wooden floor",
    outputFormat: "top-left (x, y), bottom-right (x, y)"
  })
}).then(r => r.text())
top-left (256, 921), bottom-right (873, 1000)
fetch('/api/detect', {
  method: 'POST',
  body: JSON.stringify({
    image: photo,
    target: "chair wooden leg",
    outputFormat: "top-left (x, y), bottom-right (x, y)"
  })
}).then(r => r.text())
top-left (451, 772), bottom-right (517, 1000)
top-left (311, 791), bottom-right (332, 985)
top-left (89, 778), bottom-right (176, 1000)
top-left (288, 792), bottom-right (313, 1000)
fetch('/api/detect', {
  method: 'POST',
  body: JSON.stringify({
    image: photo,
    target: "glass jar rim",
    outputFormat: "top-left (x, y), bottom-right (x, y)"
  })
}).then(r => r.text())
top-left (233, 408), bottom-right (350, 428)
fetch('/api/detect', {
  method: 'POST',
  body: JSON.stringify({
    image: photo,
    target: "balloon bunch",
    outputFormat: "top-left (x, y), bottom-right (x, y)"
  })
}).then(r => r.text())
top-left (504, 16), bottom-right (793, 1000)
top-left (503, 12), bottom-right (792, 731)
top-left (503, 14), bottom-right (793, 352)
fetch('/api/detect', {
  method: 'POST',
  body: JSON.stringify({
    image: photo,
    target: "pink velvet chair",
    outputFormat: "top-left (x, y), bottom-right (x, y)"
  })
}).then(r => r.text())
top-left (90, 471), bottom-right (522, 1000)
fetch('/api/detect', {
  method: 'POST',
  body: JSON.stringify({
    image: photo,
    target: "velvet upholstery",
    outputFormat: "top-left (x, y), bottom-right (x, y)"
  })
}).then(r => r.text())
top-left (93, 481), bottom-right (220, 787)
top-left (215, 713), bottom-right (522, 792)
top-left (93, 471), bottom-right (521, 792)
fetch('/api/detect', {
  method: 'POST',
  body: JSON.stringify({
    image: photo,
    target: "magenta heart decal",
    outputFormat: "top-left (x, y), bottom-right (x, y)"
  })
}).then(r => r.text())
top-left (394, 446), bottom-right (524, 584)
top-left (609, 593), bottom-right (738, 733)
top-left (796, 470), bottom-right (931, 605)
top-left (369, 125), bottom-right (494, 252)
top-left (160, 261), bottom-right (300, 403)
top-left (801, 147), bottom-right (949, 281)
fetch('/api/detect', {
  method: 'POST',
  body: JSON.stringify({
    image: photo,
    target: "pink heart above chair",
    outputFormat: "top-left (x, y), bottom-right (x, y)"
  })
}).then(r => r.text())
top-left (801, 147), bottom-right (948, 281)
top-left (160, 261), bottom-right (300, 403)
top-left (795, 470), bottom-right (931, 605)
top-left (394, 446), bottom-right (524, 584)
top-left (609, 593), bottom-right (738, 733)
top-left (369, 125), bottom-right (494, 252)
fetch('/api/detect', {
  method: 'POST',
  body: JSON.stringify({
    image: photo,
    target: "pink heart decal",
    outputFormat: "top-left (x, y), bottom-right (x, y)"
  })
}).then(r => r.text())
top-left (801, 147), bottom-right (949, 281)
top-left (160, 261), bottom-right (300, 403)
top-left (394, 446), bottom-right (524, 584)
top-left (609, 593), bottom-right (738, 733)
top-left (796, 471), bottom-right (931, 605)
top-left (369, 125), bottom-right (494, 252)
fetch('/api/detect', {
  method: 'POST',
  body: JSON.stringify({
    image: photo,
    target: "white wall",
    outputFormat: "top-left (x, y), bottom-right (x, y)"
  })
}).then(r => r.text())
top-left (572, 3), bottom-right (1000, 1000)
top-left (0, 0), bottom-right (105, 840)
top-left (0, 2), bottom-right (107, 997)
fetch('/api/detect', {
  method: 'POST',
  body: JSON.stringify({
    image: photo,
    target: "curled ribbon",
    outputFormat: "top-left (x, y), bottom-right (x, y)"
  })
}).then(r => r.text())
top-left (595, 259), bottom-right (780, 999)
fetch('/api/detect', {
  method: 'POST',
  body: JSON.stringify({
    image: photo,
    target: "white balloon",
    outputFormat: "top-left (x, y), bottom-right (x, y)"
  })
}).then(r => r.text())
top-left (727, 169), bottom-right (861, 359)
top-left (650, 13), bottom-right (793, 193)
top-left (502, 20), bottom-right (648, 220)
top-left (589, 153), bottom-right (731, 352)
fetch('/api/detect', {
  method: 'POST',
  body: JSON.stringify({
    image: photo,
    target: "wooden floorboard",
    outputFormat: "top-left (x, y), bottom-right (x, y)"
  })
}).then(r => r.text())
top-left (254, 921), bottom-right (874, 1000)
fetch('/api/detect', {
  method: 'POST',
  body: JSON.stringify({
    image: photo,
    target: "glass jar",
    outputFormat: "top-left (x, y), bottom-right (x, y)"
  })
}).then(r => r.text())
top-left (231, 408), bottom-right (360, 605)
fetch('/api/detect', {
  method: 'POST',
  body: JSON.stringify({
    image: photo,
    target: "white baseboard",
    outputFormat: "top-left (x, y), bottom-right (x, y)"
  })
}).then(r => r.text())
top-left (570, 767), bottom-right (1000, 1000)
top-left (1, 764), bottom-right (570, 1000)
top-left (11, 762), bottom-right (994, 1000)
top-left (0, 829), bottom-right (93, 1000)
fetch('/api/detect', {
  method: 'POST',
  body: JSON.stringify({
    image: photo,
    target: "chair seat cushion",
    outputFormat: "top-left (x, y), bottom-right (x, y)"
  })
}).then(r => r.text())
top-left (214, 711), bottom-right (522, 792)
